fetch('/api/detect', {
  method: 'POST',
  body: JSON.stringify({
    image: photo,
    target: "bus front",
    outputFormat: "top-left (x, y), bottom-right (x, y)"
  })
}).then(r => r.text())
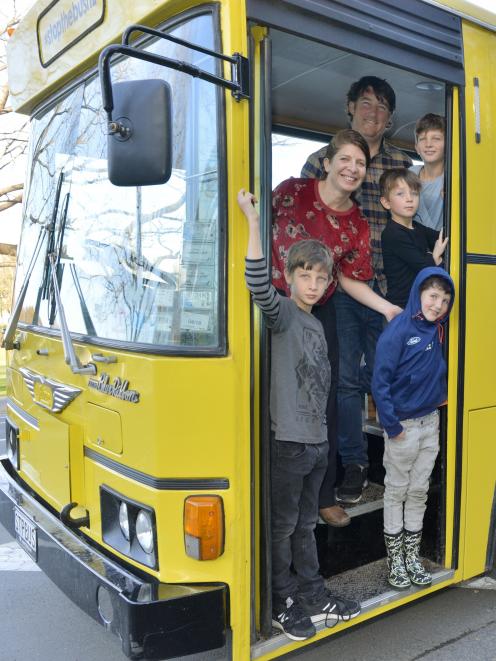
top-left (0, 1), bottom-right (252, 658)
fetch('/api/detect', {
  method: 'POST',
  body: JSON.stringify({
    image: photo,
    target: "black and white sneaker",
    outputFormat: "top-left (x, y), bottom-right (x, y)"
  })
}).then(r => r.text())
top-left (272, 597), bottom-right (316, 641)
top-left (336, 464), bottom-right (368, 504)
top-left (301, 590), bottom-right (361, 625)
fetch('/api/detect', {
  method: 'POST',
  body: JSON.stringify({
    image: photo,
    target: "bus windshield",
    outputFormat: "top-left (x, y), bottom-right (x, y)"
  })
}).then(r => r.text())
top-left (15, 11), bottom-right (224, 352)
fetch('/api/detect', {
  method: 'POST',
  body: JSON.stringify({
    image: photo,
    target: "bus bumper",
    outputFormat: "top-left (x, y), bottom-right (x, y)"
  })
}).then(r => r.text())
top-left (0, 461), bottom-right (227, 660)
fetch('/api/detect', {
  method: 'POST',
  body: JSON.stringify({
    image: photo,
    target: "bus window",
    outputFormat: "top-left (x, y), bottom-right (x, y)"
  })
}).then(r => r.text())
top-left (272, 133), bottom-right (327, 187)
top-left (15, 13), bottom-right (225, 353)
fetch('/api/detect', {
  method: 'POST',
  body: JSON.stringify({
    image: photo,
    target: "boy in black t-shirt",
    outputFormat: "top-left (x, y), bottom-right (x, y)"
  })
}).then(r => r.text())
top-left (379, 168), bottom-right (448, 308)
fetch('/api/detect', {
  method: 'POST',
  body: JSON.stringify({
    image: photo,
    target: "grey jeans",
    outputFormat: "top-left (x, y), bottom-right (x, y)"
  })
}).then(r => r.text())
top-left (383, 410), bottom-right (440, 535)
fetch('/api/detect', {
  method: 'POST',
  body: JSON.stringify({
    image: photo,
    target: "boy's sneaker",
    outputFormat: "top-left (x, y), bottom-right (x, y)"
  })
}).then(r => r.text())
top-left (336, 464), bottom-right (368, 504)
top-left (301, 590), bottom-right (361, 624)
top-left (272, 597), bottom-right (316, 641)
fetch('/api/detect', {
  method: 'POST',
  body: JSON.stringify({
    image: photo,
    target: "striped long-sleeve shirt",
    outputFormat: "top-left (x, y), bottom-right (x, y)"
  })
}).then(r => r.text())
top-left (301, 140), bottom-right (412, 295)
top-left (245, 257), bottom-right (331, 443)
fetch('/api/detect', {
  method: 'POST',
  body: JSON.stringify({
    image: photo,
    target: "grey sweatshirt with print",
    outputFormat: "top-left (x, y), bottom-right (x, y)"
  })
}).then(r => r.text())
top-left (245, 257), bottom-right (331, 443)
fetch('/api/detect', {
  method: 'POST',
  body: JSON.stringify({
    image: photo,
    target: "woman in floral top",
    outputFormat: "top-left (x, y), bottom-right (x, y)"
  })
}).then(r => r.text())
top-left (272, 129), bottom-right (401, 528)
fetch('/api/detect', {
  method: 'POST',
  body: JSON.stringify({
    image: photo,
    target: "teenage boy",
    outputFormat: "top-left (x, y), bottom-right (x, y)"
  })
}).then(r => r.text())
top-left (302, 76), bottom-right (411, 506)
top-left (237, 189), bottom-right (360, 641)
top-left (380, 168), bottom-right (448, 309)
top-left (372, 267), bottom-right (454, 589)
top-left (410, 113), bottom-right (445, 231)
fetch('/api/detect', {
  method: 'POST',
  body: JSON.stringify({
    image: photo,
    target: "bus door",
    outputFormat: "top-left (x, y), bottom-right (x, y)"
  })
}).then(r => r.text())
top-left (247, 0), bottom-right (466, 651)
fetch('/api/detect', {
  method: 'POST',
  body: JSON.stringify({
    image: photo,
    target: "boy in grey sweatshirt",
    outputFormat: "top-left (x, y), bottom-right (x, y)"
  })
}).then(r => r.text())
top-left (237, 189), bottom-right (360, 641)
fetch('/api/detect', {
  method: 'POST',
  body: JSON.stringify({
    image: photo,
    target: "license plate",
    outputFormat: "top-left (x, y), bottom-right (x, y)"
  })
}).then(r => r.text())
top-left (14, 507), bottom-right (37, 561)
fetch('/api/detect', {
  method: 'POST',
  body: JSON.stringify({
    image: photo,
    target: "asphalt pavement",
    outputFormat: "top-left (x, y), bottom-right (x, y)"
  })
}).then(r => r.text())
top-left (289, 583), bottom-right (496, 661)
top-left (0, 524), bottom-right (495, 661)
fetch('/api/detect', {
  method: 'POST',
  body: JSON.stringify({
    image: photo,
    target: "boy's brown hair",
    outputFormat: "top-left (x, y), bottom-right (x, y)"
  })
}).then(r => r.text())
top-left (379, 168), bottom-right (421, 200)
top-left (286, 239), bottom-right (333, 278)
top-left (415, 113), bottom-right (445, 140)
top-left (419, 275), bottom-right (451, 295)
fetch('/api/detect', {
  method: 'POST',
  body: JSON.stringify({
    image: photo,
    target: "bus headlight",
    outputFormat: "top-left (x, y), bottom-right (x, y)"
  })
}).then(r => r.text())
top-left (118, 501), bottom-right (130, 541)
top-left (136, 509), bottom-right (154, 554)
top-left (100, 487), bottom-right (157, 569)
top-left (6, 419), bottom-right (20, 470)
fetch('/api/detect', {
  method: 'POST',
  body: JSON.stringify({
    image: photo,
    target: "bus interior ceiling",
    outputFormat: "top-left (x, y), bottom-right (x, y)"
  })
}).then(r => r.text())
top-left (267, 28), bottom-right (448, 607)
top-left (270, 28), bottom-right (446, 148)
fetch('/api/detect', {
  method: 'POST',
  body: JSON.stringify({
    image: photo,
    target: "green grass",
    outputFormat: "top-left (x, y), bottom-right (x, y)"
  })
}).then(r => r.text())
top-left (0, 349), bottom-right (6, 397)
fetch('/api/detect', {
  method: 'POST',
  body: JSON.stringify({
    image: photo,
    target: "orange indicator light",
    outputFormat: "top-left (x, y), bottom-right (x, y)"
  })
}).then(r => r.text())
top-left (184, 496), bottom-right (224, 560)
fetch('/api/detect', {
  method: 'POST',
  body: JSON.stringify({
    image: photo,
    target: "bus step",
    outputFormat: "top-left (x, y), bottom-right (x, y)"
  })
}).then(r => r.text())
top-left (254, 560), bottom-right (452, 659)
top-left (325, 556), bottom-right (447, 610)
top-left (363, 419), bottom-right (384, 437)
top-left (318, 482), bottom-right (384, 525)
top-left (345, 481), bottom-right (384, 518)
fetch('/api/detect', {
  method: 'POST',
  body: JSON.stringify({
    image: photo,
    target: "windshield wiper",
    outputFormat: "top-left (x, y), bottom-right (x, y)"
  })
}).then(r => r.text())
top-left (2, 227), bottom-right (47, 350)
top-left (48, 191), bottom-right (97, 336)
top-left (48, 253), bottom-right (96, 375)
top-left (48, 192), bottom-right (70, 327)
top-left (34, 172), bottom-right (64, 323)
top-left (3, 172), bottom-right (66, 350)
top-left (68, 263), bottom-right (97, 337)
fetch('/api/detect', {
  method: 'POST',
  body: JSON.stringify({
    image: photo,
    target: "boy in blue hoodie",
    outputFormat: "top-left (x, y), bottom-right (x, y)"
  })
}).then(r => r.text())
top-left (372, 266), bottom-right (454, 589)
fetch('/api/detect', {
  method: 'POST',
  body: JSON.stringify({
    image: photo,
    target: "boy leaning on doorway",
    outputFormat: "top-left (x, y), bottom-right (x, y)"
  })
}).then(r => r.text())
top-left (237, 189), bottom-right (360, 642)
top-left (410, 113), bottom-right (445, 231)
top-left (372, 267), bottom-right (454, 589)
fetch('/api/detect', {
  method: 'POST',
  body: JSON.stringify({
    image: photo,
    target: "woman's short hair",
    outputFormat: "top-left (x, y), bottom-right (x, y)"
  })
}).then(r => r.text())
top-left (323, 129), bottom-right (371, 177)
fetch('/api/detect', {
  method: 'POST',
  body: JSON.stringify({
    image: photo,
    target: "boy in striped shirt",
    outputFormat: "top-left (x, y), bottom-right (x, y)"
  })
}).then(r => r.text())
top-left (237, 189), bottom-right (360, 641)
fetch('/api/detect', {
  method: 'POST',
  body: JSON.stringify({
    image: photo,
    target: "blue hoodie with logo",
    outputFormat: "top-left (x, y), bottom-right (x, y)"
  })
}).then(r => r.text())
top-left (372, 266), bottom-right (455, 437)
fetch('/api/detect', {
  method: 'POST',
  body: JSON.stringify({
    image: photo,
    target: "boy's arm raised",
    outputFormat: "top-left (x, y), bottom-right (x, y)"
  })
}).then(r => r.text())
top-left (238, 189), bottom-right (281, 328)
top-left (237, 189), bottom-right (263, 259)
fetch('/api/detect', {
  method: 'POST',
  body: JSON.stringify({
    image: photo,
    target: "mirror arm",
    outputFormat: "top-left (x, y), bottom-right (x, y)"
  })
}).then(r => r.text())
top-left (123, 23), bottom-right (236, 60)
top-left (121, 24), bottom-right (250, 101)
top-left (99, 39), bottom-right (249, 128)
top-left (48, 253), bottom-right (96, 376)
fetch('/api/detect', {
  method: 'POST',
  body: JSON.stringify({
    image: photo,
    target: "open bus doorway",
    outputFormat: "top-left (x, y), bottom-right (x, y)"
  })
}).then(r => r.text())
top-left (255, 23), bottom-right (452, 644)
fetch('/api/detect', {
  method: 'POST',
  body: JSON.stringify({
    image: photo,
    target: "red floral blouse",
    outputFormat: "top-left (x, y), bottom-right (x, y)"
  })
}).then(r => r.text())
top-left (272, 178), bottom-right (373, 304)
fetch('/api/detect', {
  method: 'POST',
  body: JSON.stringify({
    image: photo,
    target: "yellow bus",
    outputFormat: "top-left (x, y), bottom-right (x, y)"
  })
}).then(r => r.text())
top-left (1, 0), bottom-right (495, 658)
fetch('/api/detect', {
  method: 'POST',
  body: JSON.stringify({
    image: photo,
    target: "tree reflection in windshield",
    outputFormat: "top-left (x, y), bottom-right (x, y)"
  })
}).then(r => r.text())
top-left (15, 13), bottom-right (222, 351)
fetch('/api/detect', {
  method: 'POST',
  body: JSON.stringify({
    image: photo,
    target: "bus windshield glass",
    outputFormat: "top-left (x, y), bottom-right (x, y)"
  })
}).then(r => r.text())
top-left (15, 11), bottom-right (224, 352)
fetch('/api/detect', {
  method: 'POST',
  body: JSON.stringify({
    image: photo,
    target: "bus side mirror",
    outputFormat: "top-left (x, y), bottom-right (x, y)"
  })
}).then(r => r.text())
top-left (107, 79), bottom-right (172, 187)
